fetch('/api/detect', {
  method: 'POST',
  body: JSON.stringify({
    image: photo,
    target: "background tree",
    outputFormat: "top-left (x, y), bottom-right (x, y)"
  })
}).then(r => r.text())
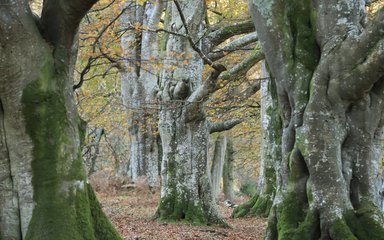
top-left (120, 0), bottom-right (164, 187)
top-left (154, 0), bottom-right (227, 225)
top-left (0, 1), bottom-right (121, 239)
top-left (211, 135), bottom-right (227, 199)
top-left (222, 137), bottom-right (235, 201)
top-left (155, 0), bottom-right (264, 225)
top-left (232, 62), bottom-right (281, 218)
top-left (248, 0), bottom-right (384, 239)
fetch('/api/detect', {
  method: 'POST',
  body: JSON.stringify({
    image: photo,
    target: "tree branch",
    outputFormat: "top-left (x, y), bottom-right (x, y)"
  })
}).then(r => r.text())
top-left (207, 19), bottom-right (255, 49)
top-left (188, 48), bottom-right (264, 103)
top-left (40, 0), bottom-right (98, 48)
top-left (220, 47), bottom-right (264, 81)
top-left (209, 119), bottom-right (244, 133)
top-left (172, 0), bottom-right (226, 72)
top-left (208, 32), bottom-right (258, 61)
top-left (336, 9), bottom-right (384, 100)
top-left (337, 37), bottom-right (384, 100)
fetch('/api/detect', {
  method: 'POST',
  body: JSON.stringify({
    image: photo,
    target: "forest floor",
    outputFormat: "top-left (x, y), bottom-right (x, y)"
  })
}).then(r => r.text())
top-left (98, 188), bottom-right (267, 240)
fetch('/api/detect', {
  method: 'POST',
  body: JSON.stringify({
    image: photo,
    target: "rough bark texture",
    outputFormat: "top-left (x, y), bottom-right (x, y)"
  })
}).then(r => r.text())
top-left (0, 1), bottom-right (121, 239)
top-left (223, 138), bottom-right (235, 201)
top-left (211, 135), bottom-right (227, 199)
top-left (249, 0), bottom-right (384, 239)
top-left (120, 0), bottom-right (163, 186)
top-left (154, 0), bottom-right (225, 226)
top-left (232, 62), bottom-right (281, 218)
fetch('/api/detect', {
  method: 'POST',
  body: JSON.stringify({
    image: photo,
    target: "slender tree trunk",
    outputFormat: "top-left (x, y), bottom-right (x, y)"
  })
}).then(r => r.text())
top-left (121, 0), bottom-right (163, 187)
top-left (154, 0), bottom-right (225, 226)
top-left (0, 2), bottom-right (120, 239)
top-left (211, 135), bottom-right (227, 199)
top-left (223, 138), bottom-right (235, 201)
top-left (249, 1), bottom-right (384, 239)
top-left (232, 62), bottom-right (281, 218)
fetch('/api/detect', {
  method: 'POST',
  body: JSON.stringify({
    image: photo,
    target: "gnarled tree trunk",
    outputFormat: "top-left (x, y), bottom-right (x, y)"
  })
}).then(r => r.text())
top-left (0, 1), bottom-right (120, 239)
top-left (154, 0), bottom-right (226, 226)
top-left (249, 0), bottom-right (384, 239)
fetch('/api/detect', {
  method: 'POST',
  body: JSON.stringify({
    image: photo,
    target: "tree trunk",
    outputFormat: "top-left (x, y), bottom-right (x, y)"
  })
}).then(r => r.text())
top-left (211, 135), bottom-right (227, 199)
top-left (154, 0), bottom-right (225, 226)
top-left (0, 2), bottom-right (120, 239)
top-left (121, 0), bottom-right (163, 187)
top-left (232, 61), bottom-right (281, 218)
top-left (249, 1), bottom-right (384, 239)
top-left (223, 138), bottom-right (235, 202)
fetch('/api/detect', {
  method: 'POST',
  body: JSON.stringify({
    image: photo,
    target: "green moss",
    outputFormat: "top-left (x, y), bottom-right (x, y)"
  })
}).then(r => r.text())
top-left (87, 184), bottom-right (122, 240)
top-left (251, 196), bottom-right (273, 217)
top-left (275, 194), bottom-right (321, 240)
top-left (325, 205), bottom-right (384, 240)
top-left (344, 206), bottom-right (384, 240)
top-left (329, 218), bottom-right (358, 240)
top-left (232, 194), bottom-right (259, 218)
top-left (155, 187), bottom-right (208, 225)
top-left (23, 53), bottom-right (120, 239)
top-left (294, 210), bottom-right (320, 239)
top-left (277, 193), bottom-right (305, 240)
top-left (265, 209), bottom-right (278, 240)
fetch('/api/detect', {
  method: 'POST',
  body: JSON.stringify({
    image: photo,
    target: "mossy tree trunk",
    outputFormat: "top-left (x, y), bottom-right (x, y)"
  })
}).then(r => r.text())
top-left (249, 0), bottom-right (384, 239)
top-left (232, 62), bottom-right (281, 218)
top-left (0, 1), bottom-right (121, 239)
top-left (120, 0), bottom-right (163, 187)
top-left (154, 0), bottom-right (228, 226)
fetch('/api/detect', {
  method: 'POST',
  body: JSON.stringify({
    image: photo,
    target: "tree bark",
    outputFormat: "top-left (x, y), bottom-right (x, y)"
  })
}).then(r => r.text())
top-left (154, 0), bottom-right (225, 226)
top-left (0, 1), bottom-right (120, 239)
top-left (249, 0), bottom-right (384, 239)
top-left (223, 138), bottom-right (235, 202)
top-left (211, 135), bottom-right (227, 199)
top-left (120, 0), bottom-right (163, 187)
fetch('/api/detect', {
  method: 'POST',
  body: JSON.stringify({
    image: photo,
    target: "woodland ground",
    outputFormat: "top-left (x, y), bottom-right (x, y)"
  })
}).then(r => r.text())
top-left (97, 188), bottom-right (266, 240)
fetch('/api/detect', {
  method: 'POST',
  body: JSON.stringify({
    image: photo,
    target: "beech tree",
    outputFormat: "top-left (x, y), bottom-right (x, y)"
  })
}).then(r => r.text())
top-left (154, 0), bottom-right (260, 225)
top-left (0, 1), bottom-right (120, 239)
top-left (120, 0), bottom-right (163, 187)
top-left (248, 0), bottom-right (384, 239)
top-left (211, 135), bottom-right (227, 198)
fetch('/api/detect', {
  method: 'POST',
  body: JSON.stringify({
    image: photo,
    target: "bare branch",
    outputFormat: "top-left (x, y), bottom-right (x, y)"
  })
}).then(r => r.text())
top-left (188, 48), bottom-right (264, 103)
top-left (209, 119), bottom-right (244, 133)
top-left (208, 32), bottom-right (258, 61)
top-left (220, 48), bottom-right (264, 82)
top-left (207, 19), bottom-right (255, 49)
top-left (172, 0), bottom-right (226, 72)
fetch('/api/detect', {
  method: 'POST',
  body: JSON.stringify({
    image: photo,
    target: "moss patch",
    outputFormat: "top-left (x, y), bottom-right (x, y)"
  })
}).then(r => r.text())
top-left (155, 187), bottom-right (208, 225)
top-left (23, 53), bottom-right (120, 239)
top-left (232, 194), bottom-right (259, 218)
top-left (344, 206), bottom-right (384, 240)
